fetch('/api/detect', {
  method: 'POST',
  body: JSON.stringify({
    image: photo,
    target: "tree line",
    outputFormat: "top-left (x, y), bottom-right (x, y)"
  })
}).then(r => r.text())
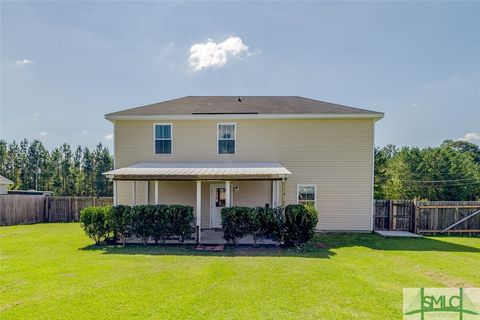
top-left (375, 140), bottom-right (480, 201)
top-left (0, 139), bottom-right (113, 196)
top-left (0, 138), bottom-right (479, 200)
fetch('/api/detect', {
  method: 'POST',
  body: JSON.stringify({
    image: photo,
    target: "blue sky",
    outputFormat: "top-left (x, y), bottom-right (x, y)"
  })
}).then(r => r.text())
top-left (1, 1), bottom-right (479, 151)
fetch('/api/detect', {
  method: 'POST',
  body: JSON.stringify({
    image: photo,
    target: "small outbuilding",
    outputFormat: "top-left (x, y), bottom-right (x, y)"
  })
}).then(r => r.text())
top-left (0, 175), bottom-right (14, 195)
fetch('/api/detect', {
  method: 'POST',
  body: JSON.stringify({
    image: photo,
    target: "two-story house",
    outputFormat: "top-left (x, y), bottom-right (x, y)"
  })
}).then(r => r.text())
top-left (104, 96), bottom-right (383, 242)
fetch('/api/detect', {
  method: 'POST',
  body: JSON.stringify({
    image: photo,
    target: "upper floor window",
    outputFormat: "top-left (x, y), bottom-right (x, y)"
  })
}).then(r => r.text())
top-left (218, 123), bottom-right (236, 154)
top-left (297, 185), bottom-right (316, 208)
top-left (154, 123), bottom-right (172, 154)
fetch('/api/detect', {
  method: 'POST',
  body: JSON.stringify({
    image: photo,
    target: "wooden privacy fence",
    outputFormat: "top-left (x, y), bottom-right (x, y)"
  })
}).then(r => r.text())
top-left (374, 200), bottom-right (415, 231)
top-left (47, 196), bottom-right (113, 222)
top-left (0, 195), bottom-right (46, 226)
top-left (0, 195), bottom-right (113, 226)
top-left (416, 201), bottom-right (480, 235)
top-left (374, 200), bottom-right (480, 235)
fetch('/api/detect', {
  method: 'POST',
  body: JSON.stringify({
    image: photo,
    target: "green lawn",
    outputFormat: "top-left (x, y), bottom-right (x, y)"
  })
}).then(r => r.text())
top-left (1, 223), bottom-right (479, 319)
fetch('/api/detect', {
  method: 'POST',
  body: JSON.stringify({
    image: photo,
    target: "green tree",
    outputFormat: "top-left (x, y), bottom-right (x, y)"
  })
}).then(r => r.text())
top-left (93, 143), bottom-right (113, 197)
top-left (27, 140), bottom-right (49, 190)
top-left (376, 144), bottom-right (480, 200)
top-left (82, 147), bottom-right (95, 196)
top-left (59, 143), bottom-right (75, 195)
top-left (50, 148), bottom-right (63, 195)
top-left (0, 140), bottom-right (8, 176)
top-left (6, 141), bottom-right (21, 189)
top-left (72, 146), bottom-right (83, 196)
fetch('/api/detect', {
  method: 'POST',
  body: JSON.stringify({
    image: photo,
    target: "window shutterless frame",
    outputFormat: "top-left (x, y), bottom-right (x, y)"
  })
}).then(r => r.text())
top-left (153, 123), bottom-right (173, 155)
top-left (296, 184), bottom-right (317, 209)
top-left (217, 123), bottom-right (236, 155)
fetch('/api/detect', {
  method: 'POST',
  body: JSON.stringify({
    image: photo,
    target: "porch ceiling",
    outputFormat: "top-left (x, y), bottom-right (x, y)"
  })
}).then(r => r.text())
top-left (103, 161), bottom-right (291, 181)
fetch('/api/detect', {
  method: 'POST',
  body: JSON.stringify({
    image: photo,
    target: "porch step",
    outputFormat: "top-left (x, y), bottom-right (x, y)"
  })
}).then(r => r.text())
top-left (194, 244), bottom-right (225, 252)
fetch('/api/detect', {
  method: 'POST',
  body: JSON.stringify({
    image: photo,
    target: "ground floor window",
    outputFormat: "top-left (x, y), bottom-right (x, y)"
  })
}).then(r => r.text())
top-left (297, 185), bottom-right (316, 207)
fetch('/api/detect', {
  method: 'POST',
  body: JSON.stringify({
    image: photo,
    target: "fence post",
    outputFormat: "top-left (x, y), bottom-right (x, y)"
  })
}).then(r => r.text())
top-left (412, 198), bottom-right (417, 233)
top-left (43, 196), bottom-right (47, 222)
top-left (388, 200), bottom-right (393, 230)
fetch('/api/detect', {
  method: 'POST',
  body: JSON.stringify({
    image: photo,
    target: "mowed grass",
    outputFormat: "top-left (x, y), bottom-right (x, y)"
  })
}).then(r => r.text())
top-left (1, 223), bottom-right (479, 319)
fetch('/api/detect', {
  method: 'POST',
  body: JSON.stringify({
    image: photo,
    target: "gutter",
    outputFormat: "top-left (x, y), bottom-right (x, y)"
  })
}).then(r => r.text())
top-left (105, 113), bottom-right (385, 122)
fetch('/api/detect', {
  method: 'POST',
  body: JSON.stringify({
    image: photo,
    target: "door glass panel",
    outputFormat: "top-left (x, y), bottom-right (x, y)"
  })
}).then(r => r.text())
top-left (216, 188), bottom-right (226, 207)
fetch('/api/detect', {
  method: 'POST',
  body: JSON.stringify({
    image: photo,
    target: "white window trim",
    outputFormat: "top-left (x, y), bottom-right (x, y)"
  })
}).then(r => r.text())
top-left (153, 123), bottom-right (173, 155)
top-left (296, 184), bottom-right (317, 209)
top-left (217, 123), bottom-right (236, 155)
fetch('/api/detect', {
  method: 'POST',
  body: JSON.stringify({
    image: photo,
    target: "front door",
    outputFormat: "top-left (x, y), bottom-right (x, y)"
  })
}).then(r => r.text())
top-left (210, 184), bottom-right (228, 228)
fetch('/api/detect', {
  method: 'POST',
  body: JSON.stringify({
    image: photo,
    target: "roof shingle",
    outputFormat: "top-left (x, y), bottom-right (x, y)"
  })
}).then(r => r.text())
top-left (105, 96), bottom-right (382, 118)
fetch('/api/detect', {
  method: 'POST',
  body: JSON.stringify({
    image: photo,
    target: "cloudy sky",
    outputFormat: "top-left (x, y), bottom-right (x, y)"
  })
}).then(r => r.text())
top-left (1, 1), bottom-right (479, 151)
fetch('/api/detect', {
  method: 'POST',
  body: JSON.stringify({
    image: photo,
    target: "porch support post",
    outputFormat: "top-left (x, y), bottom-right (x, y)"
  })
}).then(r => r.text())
top-left (196, 181), bottom-right (202, 244)
top-left (145, 181), bottom-right (149, 204)
top-left (154, 181), bottom-right (159, 205)
top-left (132, 180), bottom-right (136, 206)
top-left (225, 180), bottom-right (231, 207)
top-left (281, 177), bottom-right (286, 208)
top-left (113, 180), bottom-right (118, 206)
top-left (272, 180), bottom-right (280, 208)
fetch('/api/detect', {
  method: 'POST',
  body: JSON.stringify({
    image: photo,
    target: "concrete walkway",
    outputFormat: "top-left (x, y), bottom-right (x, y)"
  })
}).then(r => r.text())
top-left (375, 230), bottom-right (423, 238)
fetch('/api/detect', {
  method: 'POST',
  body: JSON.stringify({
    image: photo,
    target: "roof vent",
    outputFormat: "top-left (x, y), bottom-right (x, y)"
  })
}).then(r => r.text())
top-left (237, 97), bottom-right (242, 102)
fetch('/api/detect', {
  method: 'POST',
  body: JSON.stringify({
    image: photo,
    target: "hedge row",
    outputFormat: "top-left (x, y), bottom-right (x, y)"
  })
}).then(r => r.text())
top-left (220, 204), bottom-right (318, 247)
top-left (80, 203), bottom-right (317, 247)
top-left (80, 204), bottom-right (194, 245)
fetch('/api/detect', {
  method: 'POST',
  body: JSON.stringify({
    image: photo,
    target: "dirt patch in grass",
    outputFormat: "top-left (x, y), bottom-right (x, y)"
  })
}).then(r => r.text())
top-left (0, 301), bottom-right (23, 312)
top-left (425, 270), bottom-right (475, 287)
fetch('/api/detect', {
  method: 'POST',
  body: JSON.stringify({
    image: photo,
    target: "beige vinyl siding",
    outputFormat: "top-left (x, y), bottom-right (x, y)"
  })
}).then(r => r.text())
top-left (231, 181), bottom-right (271, 208)
top-left (114, 118), bottom-right (374, 231)
top-left (117, 181), bottom-right (148, 206)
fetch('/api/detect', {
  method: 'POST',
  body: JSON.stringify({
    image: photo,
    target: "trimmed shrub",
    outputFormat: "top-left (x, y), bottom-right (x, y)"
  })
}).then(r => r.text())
top-left (109, 205), bottom-right (133, 245)
top-left (167, 205), bottom-right (194, 244)
top-left (252, 206), bottom-right (284, 245)
top-left (221, 206), bottom-right (255, 246)
top-left (131, 205), bottom-right (156, 245)
top-left (151, 205), bottom-right (170, 244)
top-left (80, 206), bottom-right (112, 245)
top-left (283, 204), bottom-right (318, 247)
top-left (79, 204), bottom-right (200, 246)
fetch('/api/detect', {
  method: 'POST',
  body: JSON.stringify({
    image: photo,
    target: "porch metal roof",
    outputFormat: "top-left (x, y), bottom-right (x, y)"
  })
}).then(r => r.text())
top-left (103, 161), bottom-right (291, 181)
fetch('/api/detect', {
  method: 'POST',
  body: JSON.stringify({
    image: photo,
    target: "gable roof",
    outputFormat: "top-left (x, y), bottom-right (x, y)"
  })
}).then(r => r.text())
top-left (0, 175), bottom-right (13, 185)
top-left (105, 96), bottom-right (383, 121)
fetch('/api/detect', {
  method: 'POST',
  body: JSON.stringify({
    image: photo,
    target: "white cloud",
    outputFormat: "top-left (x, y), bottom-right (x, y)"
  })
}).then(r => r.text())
top-left (39, 131), bottom-right (47, 136)
top-left (81, 129), bottom-right (88, 134)
top-left (457, 132), bottom-right (480, 142)
top-left (33, 112), bottom-right (40, 117)
top-left (188, 36), bottom-right (252, 71)
top-left (410, 103), bottom-right (417, 108)
top-left (16, 58), bottom-right (33, 65)
top-left (104, 133), bottom-right (113, 140)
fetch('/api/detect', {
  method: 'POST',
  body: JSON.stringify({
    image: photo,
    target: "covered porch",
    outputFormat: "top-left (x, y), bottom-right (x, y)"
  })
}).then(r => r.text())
top-left (104, 161), bottom-right (291, 244)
